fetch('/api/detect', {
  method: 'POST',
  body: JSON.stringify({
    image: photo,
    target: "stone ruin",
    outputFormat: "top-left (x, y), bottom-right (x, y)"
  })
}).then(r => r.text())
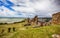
top-left (24, 15), bottom-right (51, 27)
top-left (27, 12), bottom-right (60, 25)
top-left (26, 16), bottom-right (38, 26)
top-left (24, 16), bottom-right (38, 27)
top-left (52, 12), bottom-right (60, 24)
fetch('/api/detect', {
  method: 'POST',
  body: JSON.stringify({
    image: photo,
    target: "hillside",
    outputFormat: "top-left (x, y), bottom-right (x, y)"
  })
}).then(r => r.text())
top-left (11, 25), bottom-right (60, 38)
top-left (0, 24), bottom-right (60, 38)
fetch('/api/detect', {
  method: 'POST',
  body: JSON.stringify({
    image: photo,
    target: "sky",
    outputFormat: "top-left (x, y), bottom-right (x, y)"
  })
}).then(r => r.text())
top-left (0, 0), bottom-right (60, 18)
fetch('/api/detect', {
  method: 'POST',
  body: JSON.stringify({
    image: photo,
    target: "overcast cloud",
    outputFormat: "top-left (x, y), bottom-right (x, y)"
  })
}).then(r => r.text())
top-left (0, 0), bottom-right (60, 18)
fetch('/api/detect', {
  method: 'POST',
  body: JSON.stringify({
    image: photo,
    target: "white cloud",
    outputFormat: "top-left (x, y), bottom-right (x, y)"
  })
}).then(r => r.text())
top-left (0, 6), bottom-right (26, 17)
top-left (0, 0), bottom-right (60, 17)
top-left (12, 6), bottom-right (35, 13)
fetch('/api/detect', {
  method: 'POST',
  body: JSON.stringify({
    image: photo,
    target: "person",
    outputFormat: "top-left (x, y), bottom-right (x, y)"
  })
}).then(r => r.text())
top-left (8, 28), bottom-right (11, 32)
top-left (13, 27), bottom-right (16, 32)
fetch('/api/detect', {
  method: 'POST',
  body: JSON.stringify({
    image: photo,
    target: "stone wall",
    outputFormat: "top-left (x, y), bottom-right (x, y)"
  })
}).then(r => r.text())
top-left (26, 15), bottom-right (51, 27)
top-left (52, 12), bottom-right (60, 24)
top-left (31, 16), bottom-right (38, 24)
top-left (25, 16), bottom-right (38, 26)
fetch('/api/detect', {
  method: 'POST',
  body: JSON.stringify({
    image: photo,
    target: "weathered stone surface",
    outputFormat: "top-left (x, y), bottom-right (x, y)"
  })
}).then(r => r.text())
top-left (52, 12), bottom-right (60, 24)
top-left (25, 16), bottom-right (38, 26)
top-left (31, 16), bottom-right (38, 24)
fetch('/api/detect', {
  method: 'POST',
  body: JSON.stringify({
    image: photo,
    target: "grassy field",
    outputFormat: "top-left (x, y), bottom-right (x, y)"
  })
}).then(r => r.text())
top-left (10, 25), bottom-right (60, 38)
top-left (0, 23), bottom-right (60, 38)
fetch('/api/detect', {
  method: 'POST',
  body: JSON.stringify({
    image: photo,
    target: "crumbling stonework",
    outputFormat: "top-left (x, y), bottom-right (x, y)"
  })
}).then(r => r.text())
top-left (25, 16), bottom-right (38, 26)
top-left (52, 12), bottom-right (60, 24)
top-left (25, 15), bottom-right (51, 27)
top-left (31, 16), bottom-right (38, 24)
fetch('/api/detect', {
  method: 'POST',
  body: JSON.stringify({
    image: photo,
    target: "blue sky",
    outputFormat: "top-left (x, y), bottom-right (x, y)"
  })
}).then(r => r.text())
top-left (0, 0), bottom-right (60, 18)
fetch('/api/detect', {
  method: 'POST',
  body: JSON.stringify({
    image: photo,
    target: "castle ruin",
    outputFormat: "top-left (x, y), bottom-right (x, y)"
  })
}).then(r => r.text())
top-left (52, 12), bottom-right (60, 24)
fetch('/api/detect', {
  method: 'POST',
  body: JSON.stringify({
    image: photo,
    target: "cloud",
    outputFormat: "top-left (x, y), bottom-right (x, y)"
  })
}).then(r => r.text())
top-left (0, 0), bottom-right (60, 17)
top-left (0, 6), bottom-right (26, 17)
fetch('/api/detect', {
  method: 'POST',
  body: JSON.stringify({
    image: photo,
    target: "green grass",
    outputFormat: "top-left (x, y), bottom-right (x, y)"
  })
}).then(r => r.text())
top-left (10, 25), bottom-right (60, 38)
top-left (0, 22), bottom-right (60, 38)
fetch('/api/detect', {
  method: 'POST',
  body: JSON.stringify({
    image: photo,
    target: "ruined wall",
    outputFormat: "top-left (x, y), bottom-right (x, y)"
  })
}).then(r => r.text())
top-left (26, 16), bottom-right (38, 26)
top-left (32, 16), bottom-right (38, 24)
top-left (52, 12), bottom-right (60, 24)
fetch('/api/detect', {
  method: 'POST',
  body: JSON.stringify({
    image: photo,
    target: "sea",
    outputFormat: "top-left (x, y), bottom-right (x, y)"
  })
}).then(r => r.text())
top-left (0, 17), bottom-right (25, 23)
